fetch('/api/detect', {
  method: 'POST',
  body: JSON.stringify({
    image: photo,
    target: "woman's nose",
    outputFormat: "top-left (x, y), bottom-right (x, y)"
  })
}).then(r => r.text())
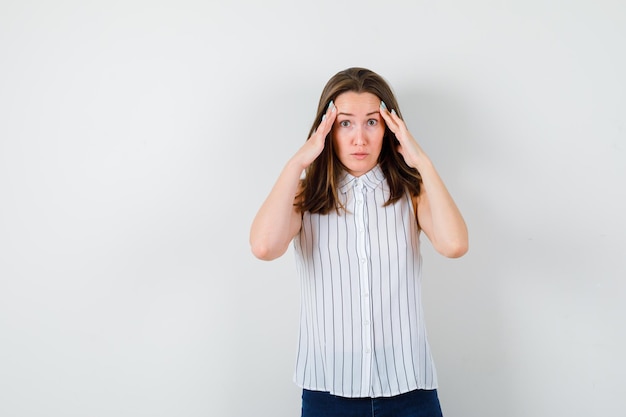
top-left (354, 128), bottom-right (365, 145)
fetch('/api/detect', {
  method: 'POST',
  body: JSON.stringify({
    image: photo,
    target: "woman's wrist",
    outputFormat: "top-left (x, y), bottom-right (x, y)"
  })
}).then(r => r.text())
top-left (286, 155), bottom-right (308, 177)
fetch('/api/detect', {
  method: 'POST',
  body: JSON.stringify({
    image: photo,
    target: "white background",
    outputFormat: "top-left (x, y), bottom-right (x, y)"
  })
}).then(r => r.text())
top-left (1, 1), bottom-right (625, 416)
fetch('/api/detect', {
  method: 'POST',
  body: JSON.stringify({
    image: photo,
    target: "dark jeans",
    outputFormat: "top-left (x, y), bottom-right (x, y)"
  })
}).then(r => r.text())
top-left (301, 388), bottom-right (444, 417)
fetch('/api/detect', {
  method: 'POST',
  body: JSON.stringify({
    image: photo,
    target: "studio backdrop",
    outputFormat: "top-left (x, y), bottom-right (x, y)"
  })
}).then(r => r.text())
top-left (0, 1), bottom-right (624, 416)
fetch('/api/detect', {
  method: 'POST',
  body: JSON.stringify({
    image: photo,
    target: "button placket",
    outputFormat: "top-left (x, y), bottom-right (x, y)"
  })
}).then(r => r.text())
top-left (354, 178), bottom-right (372, 394)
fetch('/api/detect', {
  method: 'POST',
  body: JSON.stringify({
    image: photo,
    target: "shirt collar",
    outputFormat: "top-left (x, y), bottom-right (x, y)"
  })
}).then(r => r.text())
top-left (338, 165), bottom-right (385, 194)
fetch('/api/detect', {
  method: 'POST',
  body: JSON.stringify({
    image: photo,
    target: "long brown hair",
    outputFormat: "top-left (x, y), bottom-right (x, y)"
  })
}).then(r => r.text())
top-left (297, 67), bottom-right (422, 214)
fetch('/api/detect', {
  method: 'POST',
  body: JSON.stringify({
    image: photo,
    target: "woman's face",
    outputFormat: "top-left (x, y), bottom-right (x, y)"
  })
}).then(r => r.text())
top-left (332, 91), bottom-right (385, 177)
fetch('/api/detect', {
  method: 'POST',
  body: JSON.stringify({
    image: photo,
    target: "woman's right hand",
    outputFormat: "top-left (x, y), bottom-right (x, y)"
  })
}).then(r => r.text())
top-left (250, 101), bottom-right (337, 260)
top-left (294, 101), bottom-right (336, 169)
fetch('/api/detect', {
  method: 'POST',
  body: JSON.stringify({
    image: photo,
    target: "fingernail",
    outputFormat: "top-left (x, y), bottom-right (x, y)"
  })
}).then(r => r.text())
top-left (321, 114), bottom-right (327, 122)
top-left (391, 109), bottom-right (397, 115)
top-left (328, 100), bottom-right (335, 112)
top-left (380, 101), bottom-right (387, 110)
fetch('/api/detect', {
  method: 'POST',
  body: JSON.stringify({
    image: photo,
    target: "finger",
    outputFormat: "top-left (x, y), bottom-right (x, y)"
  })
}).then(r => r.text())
top-left (316, 100), bottom-right (337, 137)
top-left (380, 103), bottom-right (401, 136)
top-left (388, 108), bottom-right (407, 131)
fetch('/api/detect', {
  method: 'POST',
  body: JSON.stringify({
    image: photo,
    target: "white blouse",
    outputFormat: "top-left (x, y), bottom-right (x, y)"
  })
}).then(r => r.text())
top-left (293, 165), bottom-right (438, 398)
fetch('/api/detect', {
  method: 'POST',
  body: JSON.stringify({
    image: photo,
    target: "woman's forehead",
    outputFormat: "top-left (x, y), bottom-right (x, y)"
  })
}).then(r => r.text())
top-left (334, 91), bottom-right (380, 116)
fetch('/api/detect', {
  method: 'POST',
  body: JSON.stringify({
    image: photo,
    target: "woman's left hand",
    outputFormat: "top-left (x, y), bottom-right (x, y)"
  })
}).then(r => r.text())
top-left (379, 105), bottom-right (424, 169)
top-left (379, 102), bottom-right (469, 258)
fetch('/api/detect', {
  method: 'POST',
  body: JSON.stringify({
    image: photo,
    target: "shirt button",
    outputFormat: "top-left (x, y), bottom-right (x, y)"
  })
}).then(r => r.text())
top-left (364, 321), bottom-right (370, 326)
top-left (360, 258), bottom-right (366, 264)
top-left (365, 348), bottom-right (371, 354)
top-left (363, 293), bottom-right (369, 298)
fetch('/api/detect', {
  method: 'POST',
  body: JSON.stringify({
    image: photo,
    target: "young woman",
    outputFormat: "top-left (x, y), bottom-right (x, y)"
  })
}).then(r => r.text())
top-left (250, 67), bottom-right (468, 417)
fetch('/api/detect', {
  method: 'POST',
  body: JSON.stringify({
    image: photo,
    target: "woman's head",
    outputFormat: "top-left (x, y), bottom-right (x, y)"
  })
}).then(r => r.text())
top-left (308, 67), bottom-right (403, 164)
top-left (299, 67), bottom-right (421, 214)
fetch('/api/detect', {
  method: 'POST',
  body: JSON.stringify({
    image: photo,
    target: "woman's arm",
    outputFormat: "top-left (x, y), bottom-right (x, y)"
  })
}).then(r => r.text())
top-left (412, 159), bottom-right (469, 258)
top-left (381, 106), bottom-right (468, 258)
top-left (249, 158), bottom-right (305, 261)
top-left (250, 102), bottom-right (337, 261)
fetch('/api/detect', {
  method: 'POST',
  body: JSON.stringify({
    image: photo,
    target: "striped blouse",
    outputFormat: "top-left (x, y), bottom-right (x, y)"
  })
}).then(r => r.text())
top-left (293, 165), bottom-right (438, 398)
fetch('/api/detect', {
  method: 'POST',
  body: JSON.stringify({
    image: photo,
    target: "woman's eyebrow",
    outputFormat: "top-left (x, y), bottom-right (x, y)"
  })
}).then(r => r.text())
top-left (337, 111), bottom-right (380, 117)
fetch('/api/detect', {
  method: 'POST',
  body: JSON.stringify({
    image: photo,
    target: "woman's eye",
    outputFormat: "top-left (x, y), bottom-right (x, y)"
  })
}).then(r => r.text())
top-left (340, 120), bottom-right (350, 127)
top-left (367, 119), bottom-right (378, 126)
